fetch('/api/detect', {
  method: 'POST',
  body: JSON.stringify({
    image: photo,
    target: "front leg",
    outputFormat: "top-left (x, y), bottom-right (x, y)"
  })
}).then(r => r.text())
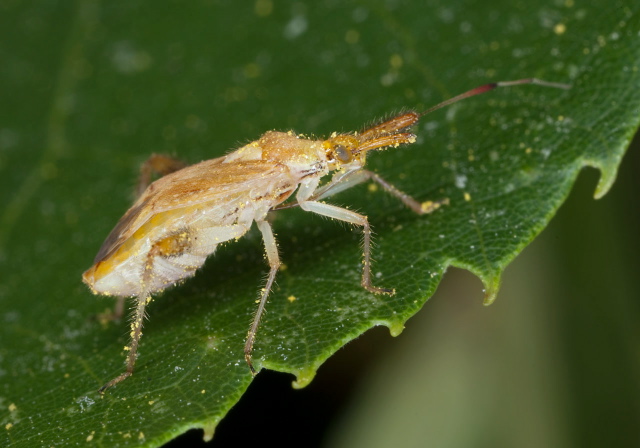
top-left (299, 200), bottom-right (393, 295)
top-left (274, 169), bottom-right (448, 215)
top-left (313, 169), bottom-right (449, 214)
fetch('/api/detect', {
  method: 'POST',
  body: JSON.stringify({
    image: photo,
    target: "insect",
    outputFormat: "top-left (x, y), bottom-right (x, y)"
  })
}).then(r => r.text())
top-left (83, 78), bottom-right (570, 392)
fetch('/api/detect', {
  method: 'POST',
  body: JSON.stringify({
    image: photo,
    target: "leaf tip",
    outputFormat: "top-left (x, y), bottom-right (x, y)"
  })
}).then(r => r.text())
top-left (292, 367), bottom-right (316, 389)
top-left (593, 165), bottom-right (618, 199)
top-left (388, 320), bottom-right (405, 337)
top-left (202, 421), bottom-right (217, 442)
top-left (482, 275), bottom-right (502, 306)
top-left (582, 159), bottom-right (620, 199)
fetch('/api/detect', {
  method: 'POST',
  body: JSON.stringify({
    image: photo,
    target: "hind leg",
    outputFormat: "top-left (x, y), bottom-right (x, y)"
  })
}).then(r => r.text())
top-left (137, 154), bottom-right (187, 197)
top-left (95, 296), bottom-right (126, 326)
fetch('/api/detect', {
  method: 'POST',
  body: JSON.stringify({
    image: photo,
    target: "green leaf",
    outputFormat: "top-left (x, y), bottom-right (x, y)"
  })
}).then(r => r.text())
top-left (1, 0), bottom-right (638, 446)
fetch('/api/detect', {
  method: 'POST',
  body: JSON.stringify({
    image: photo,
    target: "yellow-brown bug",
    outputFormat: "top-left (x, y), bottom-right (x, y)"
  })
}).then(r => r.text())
top-left (83, 78), bottom-right (570, 392)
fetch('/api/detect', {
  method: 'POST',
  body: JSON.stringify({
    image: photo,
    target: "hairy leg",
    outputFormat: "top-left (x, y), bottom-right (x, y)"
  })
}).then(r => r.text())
top-left (244, 220), bottom-right (281, 374)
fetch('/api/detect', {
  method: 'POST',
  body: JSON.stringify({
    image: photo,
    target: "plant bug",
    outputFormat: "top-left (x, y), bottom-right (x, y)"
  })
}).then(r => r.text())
top-left (83, 78), bottom-right (570, 392)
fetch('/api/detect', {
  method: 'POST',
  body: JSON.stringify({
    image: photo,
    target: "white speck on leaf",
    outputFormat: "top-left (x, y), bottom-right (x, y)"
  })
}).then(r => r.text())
top-left (284, 14), bottom-right (308, 39)
top-left (455, 174), bottom-right (468, 189)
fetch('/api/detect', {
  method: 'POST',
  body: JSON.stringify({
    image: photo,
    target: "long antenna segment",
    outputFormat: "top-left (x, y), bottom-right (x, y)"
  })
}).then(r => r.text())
top-left (420, 78), bottom-right (571, 117)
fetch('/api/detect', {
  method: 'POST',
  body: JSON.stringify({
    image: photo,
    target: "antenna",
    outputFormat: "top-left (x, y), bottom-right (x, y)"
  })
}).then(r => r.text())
top-left (420, 78), bottom-right (571, 117)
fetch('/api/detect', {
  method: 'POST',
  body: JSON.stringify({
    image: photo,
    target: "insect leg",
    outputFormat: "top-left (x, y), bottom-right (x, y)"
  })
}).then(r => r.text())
top-left (99, 233), bottom-right (178, 391)
top-left (95, 296), bottom-right (126, 325)
top-left (99, 294), bottom-right (151, 392)
top-left (303, 169), bottom-right (370, 203)
top-left (113, 296), bottom-right (125, 319)
top-left (244, 220), bottom-right (281, 374)
top-left (301, 169), bottom-right (449, 215)
top-left (361, 170), bottom-right (449, 215)
top-left (299, 200), bottom-right (393, 295)
top-left (271, 169), bottom-right (378, 211)
top-left (137, 154), bottom-right (187, 197)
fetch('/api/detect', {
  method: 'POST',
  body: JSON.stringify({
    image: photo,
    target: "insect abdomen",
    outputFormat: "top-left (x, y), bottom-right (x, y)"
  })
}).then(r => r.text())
top-left (83, 204), bottom-right (257, 297)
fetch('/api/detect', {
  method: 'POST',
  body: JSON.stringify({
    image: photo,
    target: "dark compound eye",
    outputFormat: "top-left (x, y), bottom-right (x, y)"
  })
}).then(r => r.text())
top-left (334, 144), bottom-right (352, 163)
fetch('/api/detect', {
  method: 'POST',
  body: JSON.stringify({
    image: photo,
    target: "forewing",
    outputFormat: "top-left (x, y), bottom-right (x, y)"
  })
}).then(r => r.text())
top-left (93, 158), bottom-right (288, 263)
